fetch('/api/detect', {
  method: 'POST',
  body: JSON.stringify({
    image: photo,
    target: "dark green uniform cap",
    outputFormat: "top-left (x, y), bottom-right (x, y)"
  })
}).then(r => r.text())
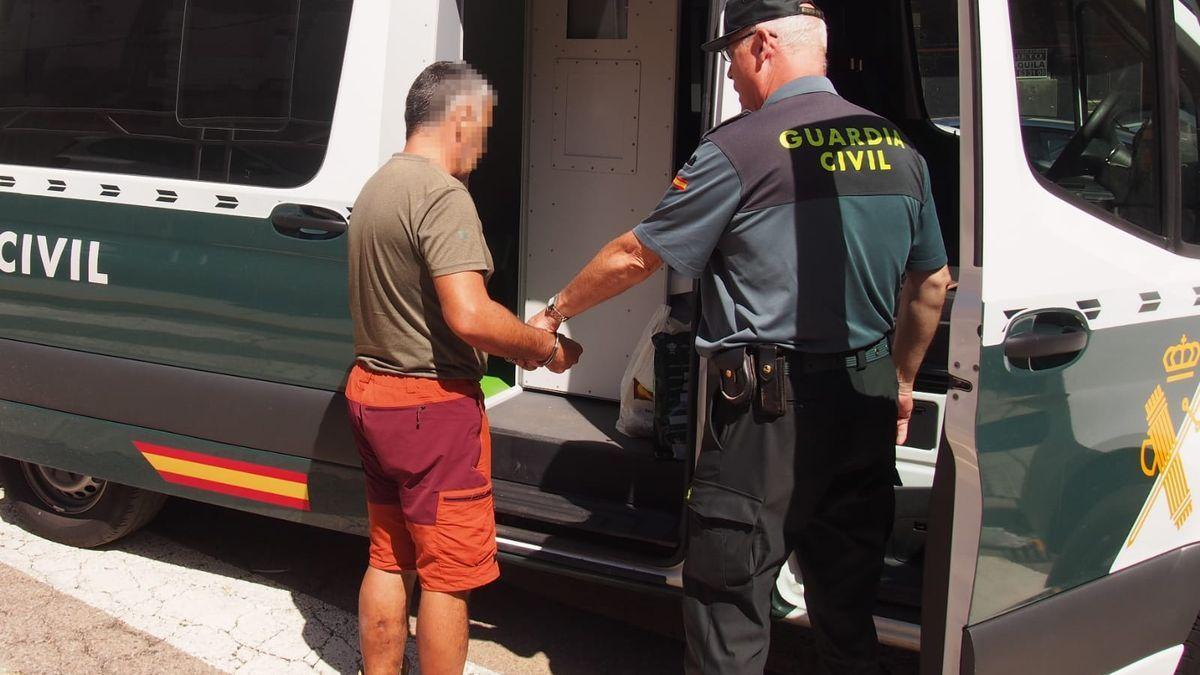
top-left (702, 0), bottom-right (825, 52)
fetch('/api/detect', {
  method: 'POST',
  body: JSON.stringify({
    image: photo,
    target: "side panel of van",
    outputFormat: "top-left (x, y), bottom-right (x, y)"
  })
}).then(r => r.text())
top-left (0, 0), bottom-right (463, 495)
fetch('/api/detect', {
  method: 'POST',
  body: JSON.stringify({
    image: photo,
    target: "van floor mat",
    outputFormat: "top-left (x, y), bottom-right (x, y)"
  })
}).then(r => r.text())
top-left (487, 390), bottom-right (687, 512)
top-left (492, 478), bottom-right (681, 548)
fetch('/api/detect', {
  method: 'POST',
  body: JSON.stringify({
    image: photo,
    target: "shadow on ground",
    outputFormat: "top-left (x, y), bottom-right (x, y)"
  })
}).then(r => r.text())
top-left (147, 498), bottom-right (691, 674)
top-left (0, 479), bottom-right (919, 674)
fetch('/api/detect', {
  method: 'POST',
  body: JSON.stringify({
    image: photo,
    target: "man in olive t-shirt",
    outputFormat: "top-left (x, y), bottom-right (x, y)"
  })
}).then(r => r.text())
top-left (349, 153), bottom-right (495, 380)
top-left (345, 62), bottom-right (581, 675)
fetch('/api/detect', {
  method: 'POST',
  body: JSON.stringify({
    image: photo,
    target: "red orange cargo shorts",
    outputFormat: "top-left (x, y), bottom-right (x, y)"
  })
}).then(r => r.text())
top-left (345, 364), bottom-right (500, 592)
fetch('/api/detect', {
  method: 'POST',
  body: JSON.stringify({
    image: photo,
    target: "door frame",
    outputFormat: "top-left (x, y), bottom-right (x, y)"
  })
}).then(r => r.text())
top-left (917, 0), bottom-right (985, 671)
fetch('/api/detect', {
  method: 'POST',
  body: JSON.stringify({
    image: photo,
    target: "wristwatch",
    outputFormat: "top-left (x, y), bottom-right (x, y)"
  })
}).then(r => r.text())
top-left (546, 296), bottom-right (569, 324)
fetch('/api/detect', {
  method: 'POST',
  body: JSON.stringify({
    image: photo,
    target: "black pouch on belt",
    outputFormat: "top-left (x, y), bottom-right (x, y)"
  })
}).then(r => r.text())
top-left (753, 345), bottom-right (787, 420)
top-left (711, 348), bottom-right (754, 412)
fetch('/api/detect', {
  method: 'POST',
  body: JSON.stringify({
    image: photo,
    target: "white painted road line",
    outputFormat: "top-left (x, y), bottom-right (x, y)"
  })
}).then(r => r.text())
top-left (0, 487), bottom-right (500, 675)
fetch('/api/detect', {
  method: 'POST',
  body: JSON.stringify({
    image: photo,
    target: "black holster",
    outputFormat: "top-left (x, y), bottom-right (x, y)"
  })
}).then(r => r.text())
top-left (710, 346), bottom-right (788, 420)
top-left (711, 348), bottom-right (754, 412)
top-left (752, 346), bottom-right (787, 420)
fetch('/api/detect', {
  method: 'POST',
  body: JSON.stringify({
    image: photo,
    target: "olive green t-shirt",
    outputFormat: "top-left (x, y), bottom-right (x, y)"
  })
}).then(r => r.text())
top-left (348, 154), bottom-right (494, 379)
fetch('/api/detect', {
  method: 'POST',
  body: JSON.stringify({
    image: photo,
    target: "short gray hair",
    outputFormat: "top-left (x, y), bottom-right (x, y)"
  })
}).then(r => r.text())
top-left (405, 61), bottom-right (495, 137)
top-left (761, 13), bottom-right (827, 56)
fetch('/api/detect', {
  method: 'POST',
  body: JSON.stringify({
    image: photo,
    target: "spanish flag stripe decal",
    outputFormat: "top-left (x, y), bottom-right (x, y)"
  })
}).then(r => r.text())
top-left (159, 471), bottom-right (310, 511)
top-left (134, 442), bottom-right (307, 483)
top-left (144, 454), bottom-right (310, 500)
top-left (134, 441), bottom-right (310, 511)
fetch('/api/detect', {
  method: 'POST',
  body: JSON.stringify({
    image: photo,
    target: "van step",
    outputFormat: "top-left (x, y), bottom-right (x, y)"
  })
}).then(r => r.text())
top-left (487, 390), bottom-right (688, 512)
top-left (493, 479), bottom-right (681, 547)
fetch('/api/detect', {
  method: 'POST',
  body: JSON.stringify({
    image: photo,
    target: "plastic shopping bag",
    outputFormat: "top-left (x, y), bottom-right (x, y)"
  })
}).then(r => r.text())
top-left (616, 305), bottom-right (671, 438)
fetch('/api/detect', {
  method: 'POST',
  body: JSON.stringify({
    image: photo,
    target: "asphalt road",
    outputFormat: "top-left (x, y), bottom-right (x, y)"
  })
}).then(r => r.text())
top-left (0, 488), bottom-right (920, 674)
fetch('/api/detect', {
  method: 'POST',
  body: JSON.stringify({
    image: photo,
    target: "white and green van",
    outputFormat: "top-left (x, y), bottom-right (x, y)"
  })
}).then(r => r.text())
top-left (1, 0), bottom-right (1199, 672)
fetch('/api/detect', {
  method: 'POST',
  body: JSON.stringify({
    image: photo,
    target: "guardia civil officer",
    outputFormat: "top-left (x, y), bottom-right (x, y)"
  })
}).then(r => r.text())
top-left (525, 1), bottom-right (952, 672)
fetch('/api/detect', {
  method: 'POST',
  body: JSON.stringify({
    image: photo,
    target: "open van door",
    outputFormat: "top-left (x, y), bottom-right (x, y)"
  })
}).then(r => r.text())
top-left (924, 0), bottom-right (1200, 672)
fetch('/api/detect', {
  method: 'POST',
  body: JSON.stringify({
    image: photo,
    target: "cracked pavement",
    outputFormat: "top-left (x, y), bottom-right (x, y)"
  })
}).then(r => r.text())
top-left (0, 485), bottom-right (496, 674)
top-left (0, 484), bottom-right (918, 674)
top-left (0, 562), bottom-right (218, 674)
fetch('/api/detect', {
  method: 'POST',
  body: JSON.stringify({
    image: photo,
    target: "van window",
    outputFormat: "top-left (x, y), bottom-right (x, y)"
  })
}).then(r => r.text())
top-left (1008, 0), bottom-right (1162, 237)
top-left (177, 0), bottom-right (300, 132)
top-left (0, 0), bottom-right (352, 188)
top-left (1177, 4), bottom-right (1200, 244)
top-left (911, 0), bottom-right (960, 127)
top-left (567, 0), bottom-right (628, 39)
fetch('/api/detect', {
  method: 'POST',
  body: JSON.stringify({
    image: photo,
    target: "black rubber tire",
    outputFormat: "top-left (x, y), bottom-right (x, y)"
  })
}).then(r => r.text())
top-left (0, 458), bottom-right (167, 548)
top-left (1180, 614), bottom-right (1200, 675)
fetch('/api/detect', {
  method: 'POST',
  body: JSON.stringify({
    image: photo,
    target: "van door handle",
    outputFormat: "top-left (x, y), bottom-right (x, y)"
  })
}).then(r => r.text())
top-left (1003, 310), bottom-right (1089, 370)
top-left (1004, 330), bottom-right (1088, 359)
top-left (270, 204), bottom-right (347, 240)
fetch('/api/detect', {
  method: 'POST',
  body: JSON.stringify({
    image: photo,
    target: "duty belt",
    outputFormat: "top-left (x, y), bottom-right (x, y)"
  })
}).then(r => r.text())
top-left (710, 337), bottom-right (892, 421)
top-left (785, 338), bottom-right (891, 375)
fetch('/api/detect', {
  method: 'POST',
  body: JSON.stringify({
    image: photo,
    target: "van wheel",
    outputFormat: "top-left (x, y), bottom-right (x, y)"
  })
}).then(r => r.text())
top-left (1180, 613), bottom-right (1200, 675)
top-left (0, 458), bottom-right (166, 548)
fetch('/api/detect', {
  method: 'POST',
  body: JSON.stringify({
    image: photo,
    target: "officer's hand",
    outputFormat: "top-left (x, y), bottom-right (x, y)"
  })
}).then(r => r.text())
top-left (896, 385), bottom-right (914, 445)
top-left (526, 308), bottom-right (562, 334)
top-left (548, 336), bottom-right (583, 374)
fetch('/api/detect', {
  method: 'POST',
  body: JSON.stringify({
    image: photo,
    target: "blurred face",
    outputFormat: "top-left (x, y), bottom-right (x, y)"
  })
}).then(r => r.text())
top-left (443, 94), bottom-right (494, 177)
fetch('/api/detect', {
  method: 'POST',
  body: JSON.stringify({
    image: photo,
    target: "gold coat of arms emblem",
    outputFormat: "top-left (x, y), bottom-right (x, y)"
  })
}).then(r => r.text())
top-left (1127, 336), bottom-right (1200, 546)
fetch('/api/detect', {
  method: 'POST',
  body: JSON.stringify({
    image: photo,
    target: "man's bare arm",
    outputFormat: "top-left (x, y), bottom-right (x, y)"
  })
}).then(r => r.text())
top-left (434, 271), bottom-right (581, 372)
top-left (529, 230), bottom-right (663, 332)
top-left (893, 265), bottom-right (952, 388)
top-left (892, 265), bottom-right (952, 443)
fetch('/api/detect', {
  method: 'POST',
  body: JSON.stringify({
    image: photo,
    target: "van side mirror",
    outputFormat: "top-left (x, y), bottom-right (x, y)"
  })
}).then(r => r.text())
top-left (176, 0), bottom-right (301, 132)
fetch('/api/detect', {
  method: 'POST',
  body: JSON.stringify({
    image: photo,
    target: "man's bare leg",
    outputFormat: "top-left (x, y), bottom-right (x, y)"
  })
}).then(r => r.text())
top-left (416, 590), bottom-right (470, 675)
top-left (359, 567), bottom-right (417, 675)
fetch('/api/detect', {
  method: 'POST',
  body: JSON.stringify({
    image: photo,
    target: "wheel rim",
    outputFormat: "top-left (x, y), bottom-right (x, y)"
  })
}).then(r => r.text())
top-left (19, 462), bottom-right (107, 514)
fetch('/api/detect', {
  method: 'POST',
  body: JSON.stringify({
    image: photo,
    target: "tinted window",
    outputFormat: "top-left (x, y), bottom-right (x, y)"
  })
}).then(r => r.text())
top-left (1008, 0), bottom-right (1162, 237)
top-left (178, 0), bottom-right (300, 132)
top-left (911, 0), bottom-right (959, 123)
top-left (567, 0), bottom-right (628, 39)
top-left (0, 0), bottom-right (352, 188)
top-left (1176, 5), bottom-right (1200, 244)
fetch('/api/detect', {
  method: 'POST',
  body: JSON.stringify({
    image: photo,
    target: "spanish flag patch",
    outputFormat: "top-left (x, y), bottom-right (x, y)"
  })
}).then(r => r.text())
top-left (672, 175), bottom-right (689, 191)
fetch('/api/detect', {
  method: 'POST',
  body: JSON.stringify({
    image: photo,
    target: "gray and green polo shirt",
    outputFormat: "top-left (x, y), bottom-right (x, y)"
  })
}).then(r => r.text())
top-left (633, 76), bottom-right (948, 356)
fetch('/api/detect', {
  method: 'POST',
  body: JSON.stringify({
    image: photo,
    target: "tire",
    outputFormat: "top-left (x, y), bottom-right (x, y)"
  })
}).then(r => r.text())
top-left (1180, 613), bottom-right (1200, 675)
top-left (0, 458), bottom-right (167, 548)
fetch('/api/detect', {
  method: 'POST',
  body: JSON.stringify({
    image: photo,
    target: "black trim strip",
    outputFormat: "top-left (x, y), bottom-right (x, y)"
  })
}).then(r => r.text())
top-left (970, 0), bottom-right (983, 268)
top-left (0, 338), bottom-right (359, 467)
top-left (1156, 0), bottom-right (1183, 254)
top-left (962, 543), bottom-right (1200, 674)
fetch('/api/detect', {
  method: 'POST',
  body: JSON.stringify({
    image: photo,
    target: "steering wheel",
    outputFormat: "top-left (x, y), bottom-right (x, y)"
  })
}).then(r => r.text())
top-left (1045, 80), bottom-right (1131, 182)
